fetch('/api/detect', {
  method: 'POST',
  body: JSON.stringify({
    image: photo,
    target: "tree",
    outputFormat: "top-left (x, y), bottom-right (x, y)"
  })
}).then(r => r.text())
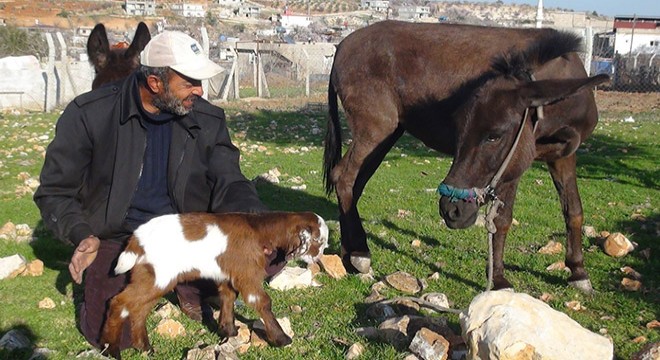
top-left (0, 25), bottom-right (47, 58)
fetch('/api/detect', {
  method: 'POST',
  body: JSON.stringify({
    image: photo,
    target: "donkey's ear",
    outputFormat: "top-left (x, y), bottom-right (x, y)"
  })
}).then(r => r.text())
top-left (87, 24), bottom-right (110, 71)
top-left (520, 74), bottom-right (609, 107)
top-left (125, 22), bottom-right (151, 60)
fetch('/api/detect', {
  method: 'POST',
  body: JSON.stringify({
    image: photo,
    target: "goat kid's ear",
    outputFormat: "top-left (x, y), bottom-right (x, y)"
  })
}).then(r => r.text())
top-left (298, 226), bottom-right (312, 243)
top-left (520, 74), bottom-right (609, 108)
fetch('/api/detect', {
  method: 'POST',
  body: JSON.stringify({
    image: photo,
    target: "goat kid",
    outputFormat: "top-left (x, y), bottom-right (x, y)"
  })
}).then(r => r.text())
top-left (100, 211), bottom-right (329, 359)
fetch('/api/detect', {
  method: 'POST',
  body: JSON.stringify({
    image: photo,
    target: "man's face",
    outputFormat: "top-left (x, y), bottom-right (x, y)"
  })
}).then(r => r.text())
top-left (152, 70), bottom-right (203, 116)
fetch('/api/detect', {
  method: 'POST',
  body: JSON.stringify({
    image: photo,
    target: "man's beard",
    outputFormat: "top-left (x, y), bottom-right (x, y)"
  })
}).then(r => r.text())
top-left (152, 85), bottom-right (196, 116)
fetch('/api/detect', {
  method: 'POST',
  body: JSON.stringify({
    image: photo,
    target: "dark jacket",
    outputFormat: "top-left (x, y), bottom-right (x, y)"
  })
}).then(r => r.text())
top-left (34, 73), bottom-right (267, 246)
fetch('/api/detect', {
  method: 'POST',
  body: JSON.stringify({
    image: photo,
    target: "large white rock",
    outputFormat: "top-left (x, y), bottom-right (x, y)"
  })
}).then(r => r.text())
top-left (0, 254), bottom-right (27, 279)
top-left (460, 291), bottom-right (613, 360)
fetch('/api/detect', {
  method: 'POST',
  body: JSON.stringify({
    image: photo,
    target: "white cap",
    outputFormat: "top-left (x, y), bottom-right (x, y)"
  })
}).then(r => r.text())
top-left (140, 31), bottom-right (224, 80)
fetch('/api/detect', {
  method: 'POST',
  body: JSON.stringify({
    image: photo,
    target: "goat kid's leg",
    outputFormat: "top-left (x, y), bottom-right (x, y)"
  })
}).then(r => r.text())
top-left (217, 282), bottom-right (238, 338)
top-left (236, 281), bottom-right (290, 347)
top-left (101, 293), bottom-right (129, 359)
top-left (548, 155), bottom-right (592, 293)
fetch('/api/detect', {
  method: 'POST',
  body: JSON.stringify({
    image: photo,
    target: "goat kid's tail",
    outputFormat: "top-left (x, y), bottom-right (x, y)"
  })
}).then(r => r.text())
top-left (114, 236), bottom-right (144, 275)
top-left (323, 73), bottom-right (342, 196)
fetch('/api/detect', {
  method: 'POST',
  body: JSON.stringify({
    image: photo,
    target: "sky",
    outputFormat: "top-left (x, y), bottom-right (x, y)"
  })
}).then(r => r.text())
top-left (487, 0), bottom-right (660, 17)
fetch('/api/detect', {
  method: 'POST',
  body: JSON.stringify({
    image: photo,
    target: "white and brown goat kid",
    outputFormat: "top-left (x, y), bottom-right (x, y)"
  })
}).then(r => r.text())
top-left (100, 211), bottom-right (328, 359)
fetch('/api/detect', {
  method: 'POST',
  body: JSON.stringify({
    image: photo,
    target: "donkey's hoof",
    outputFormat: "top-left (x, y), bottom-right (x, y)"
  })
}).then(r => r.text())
top-left (350, 255), bottom-right (372, 274)
top-left (569, 279), bottom-right (594, 294)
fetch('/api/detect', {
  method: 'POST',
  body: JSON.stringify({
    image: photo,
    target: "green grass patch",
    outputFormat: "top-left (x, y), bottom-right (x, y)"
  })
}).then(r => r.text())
top-left (0, 104), bottom-right (657, 359)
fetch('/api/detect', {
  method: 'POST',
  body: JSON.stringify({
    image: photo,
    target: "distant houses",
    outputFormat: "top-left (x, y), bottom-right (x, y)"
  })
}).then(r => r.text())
top-left (612, 16), bottom-right (660, 54)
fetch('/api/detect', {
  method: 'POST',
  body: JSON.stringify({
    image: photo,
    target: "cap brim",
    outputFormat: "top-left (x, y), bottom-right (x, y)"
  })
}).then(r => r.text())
top-left (171, 59), bottom-right (225, 80)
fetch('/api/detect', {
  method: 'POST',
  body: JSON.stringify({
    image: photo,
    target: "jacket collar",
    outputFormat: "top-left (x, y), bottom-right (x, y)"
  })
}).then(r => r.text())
top-left (118, 72), bottom-right (201, 137)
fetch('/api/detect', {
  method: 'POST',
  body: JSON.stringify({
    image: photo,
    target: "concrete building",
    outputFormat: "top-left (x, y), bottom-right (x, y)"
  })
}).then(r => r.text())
top-left (172, 3), bottom-right (207, 17)
top-left (360, 1), bottom-right (390, 13)
top-left (125, 0), bottom-right (156, 16)
top-left (398, 5), bottom-right (431, 20)
top-left (612, 16), bottom-right (660, 55)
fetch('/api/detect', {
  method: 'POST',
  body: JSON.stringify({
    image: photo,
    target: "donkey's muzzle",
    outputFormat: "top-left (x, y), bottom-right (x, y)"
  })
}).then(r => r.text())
top-left (439, 196), bottom-right (479, 229)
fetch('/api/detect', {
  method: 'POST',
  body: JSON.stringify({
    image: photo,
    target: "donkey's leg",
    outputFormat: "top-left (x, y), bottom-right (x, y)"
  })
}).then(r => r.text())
top-left (332, 104), bottom-right (404, 273)
top-left (547, 154), bottom-right (593, 293)
top-left (490, 182), bottom-right (519, 290)
top-left (217, 281), bottom-right (238, 338)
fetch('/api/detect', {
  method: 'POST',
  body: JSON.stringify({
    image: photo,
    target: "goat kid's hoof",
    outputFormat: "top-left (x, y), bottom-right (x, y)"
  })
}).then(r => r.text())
top-left (270, 334), bottom-right (293, 347)
top-left (218, 325), bottom-right (238, 339)
top-left (103, 344), bottom-right (121, 360)
top-left (569, 279), bottom-right (594, 294)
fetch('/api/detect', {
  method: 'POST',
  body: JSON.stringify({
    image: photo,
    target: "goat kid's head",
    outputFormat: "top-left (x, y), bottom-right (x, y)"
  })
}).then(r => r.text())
top-left (285, 213), bottom-right (329, 264)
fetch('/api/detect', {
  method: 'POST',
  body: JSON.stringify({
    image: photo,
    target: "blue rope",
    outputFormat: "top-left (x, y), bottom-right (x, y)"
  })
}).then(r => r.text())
top-left (437, 183), bottom-right (478, 203)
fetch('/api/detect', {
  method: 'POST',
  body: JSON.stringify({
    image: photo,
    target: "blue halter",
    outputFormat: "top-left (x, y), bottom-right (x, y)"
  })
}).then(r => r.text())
top-left (437, 183), bottom-right (480, 203)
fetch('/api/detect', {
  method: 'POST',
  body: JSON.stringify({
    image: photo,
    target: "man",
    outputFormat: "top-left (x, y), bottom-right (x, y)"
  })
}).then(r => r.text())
top-left (34, 31), bottom-right (276, 350)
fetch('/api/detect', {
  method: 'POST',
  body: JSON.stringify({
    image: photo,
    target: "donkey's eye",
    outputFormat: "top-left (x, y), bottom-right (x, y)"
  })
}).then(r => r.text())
top-left (486, 134), bottom-right (502, 143)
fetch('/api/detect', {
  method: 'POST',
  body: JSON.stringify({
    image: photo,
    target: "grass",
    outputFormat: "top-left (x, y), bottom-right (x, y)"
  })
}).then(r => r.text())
top-left (0, 100), bottom-right (658, 360)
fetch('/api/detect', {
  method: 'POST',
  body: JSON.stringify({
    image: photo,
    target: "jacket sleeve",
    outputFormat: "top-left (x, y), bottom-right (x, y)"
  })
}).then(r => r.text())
top-left (207, 111), bottom-right (269, 213)
top-left (33, 101), bottom-right (95, 246)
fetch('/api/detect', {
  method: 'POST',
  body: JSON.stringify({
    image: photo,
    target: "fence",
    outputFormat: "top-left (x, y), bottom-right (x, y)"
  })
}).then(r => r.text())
top-left (1, 23), bottom-right (658, 112)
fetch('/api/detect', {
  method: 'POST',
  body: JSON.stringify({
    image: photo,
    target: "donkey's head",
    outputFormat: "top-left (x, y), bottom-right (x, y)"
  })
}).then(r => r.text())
top-left (87, 22), bottom-right (151, 89)
top-left (438, 32), bottom-right (609, 229)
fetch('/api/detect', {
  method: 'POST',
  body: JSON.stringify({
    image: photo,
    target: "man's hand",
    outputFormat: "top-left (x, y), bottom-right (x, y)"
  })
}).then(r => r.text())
top-left (69, 236), bottom-right (100, 284)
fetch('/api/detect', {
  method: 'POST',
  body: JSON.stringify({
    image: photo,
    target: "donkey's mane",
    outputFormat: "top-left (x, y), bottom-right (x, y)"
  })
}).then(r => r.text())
top-left (491, 31), bottom-right (583, 79)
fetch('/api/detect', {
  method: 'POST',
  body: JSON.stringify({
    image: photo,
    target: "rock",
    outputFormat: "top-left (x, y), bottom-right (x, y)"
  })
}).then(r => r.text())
top-left (0, 254), bottom-right (27, 279)
top-left (603, 232), bottom-right (634, 257)
top-left (545, 261), bottom-right (569, 272)
top-left (0, 329), bottom-right (31, 351)
top-left (632, 336), bottom-right (647, 344)
top-left (185, 346), bottom-right (216, 360)
top-left (38, 297), bottom-right (56, 309)
top-left (621, 278), bottom-right (642, 291)
top-left (155, 301), bottom-right (181, 319)
top-left (646, 320), bottom-right (660, 329)
top-left (319, 254), bottom-right (347, 279)
top-left (620, 266), bottom-right (643, 280)
top-left (366, 303), bottom-right (396, 320)
top-left (385, 271), bottom-right (423, 294)
top-left (23, 259), bottom-right (44, 276)
top-left (411, 239), bottom-right (422, 247)
top-left (378, 316), bottom-right (413, 350)
top-left (155, 318), bottom-right (186, 338)
top-left (582, 225), bottom-right (598, 238)
top-left (537, 240), bottom-right (563, 255)
top-left (346, 342), bottom-right (365, 359)
top-left (409, 328), bottom-right (450, 360)
top-left (460, 291), bottom-right (613, 360)
top-left (355, 326), bottom-right (380, 340)
top-left (28, 347), bottom-right (54, 360)
top-left (538, 293), bottom-right (554, 303)
top-left (565, 300), bottom-right (584, 311)
top-left (364, 289), bottom-right (385, 304)
top-left (253, 317), bottom-right (294, 340)
top-left (249, 329), bottom-right (269, 348)
top-left (421, 293), bottom-right (450, 310)
top-left (378, 315), bottom-right (453, 351)
top-left (268, 266), bottom-right (313, 290)
top-left (0, 221), bottom-right (16, 239)
top-left (632, 341), bottom-right (660, 360)
top-left (254, 168), bottom-right (281, 184)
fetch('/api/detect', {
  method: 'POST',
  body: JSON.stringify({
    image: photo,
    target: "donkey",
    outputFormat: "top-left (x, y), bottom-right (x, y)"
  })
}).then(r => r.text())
top-left (87, 22), bottom-right (151, 89)
top-left (324, 20), bottom-right (608, 292)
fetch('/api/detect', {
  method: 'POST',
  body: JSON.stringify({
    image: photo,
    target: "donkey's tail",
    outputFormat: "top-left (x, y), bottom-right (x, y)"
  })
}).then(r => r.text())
top-left (114, 236), bottom-right (143, 275)
top-left (324, 74), bottom-right (342, 196)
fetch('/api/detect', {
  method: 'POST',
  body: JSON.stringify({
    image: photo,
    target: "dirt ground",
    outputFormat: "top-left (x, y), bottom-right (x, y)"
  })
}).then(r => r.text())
top-left (595, 91), bottom-right (660, 113)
